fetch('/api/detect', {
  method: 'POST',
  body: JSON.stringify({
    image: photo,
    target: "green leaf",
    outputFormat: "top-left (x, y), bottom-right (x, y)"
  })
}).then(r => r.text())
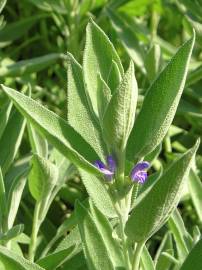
top-left (97, 73), bottom-right (111, 120)
top-left (186, 64), bottom-right (202, 86)
top-left (127, 33), bottom-right (195, 160)
top-left (180, 238), bottom-right (202, 270)
top-left (28, 154), bottom-right (58, 202)
top-left (168, 209), bottom-right (192, 262)
top-left (75, 200), bottom-right (124, 270)
top-left (103, 61), bottom-right (138, 152)
top-left (1, 85), bottom-right (101, 176)
top-left (26, 0), bottom-right (67, 14)
top-left (0, 246), bottom-right (45, 270)
top-left (154, 232), bottom-right (174, 270)
top-left (37, 246), bottom-right (75, 270)
top-left (83, 19), bottom-right (123, 116)
top-left (0, 108), bottom-right (26, 174)
top-left (59, 251), bottom-right (86, 270)
top-left (55, 226), bottom-right (81, 254)
top-left (106, 8), bottom-right (145, 71)
top-left (27, 123), bottom-right (48, 159)
top-left (145, 44), bottom-right (162, 82)
top-left (0, 0), bottom-right (6, 13)
top-left (188, 169), bottom-right (202, 222)
top-left (0, 224), bottom-right (24, 242)
top-left (41, 226), bottom-right (83, 270)
top-left (140, 245), bottom-right (155, 270)
top-left (0, 100), bottom-right (12, 139)
top-left (0, 167), bottom-right (6, 227)
top-left (0, 54), bottom-right (63, 77)
top-left (67, 53), bottom-right (106, 160)
top-left (0, 15), bottom-right (45, 47)
top-left (7, 167), bottom-right (28, 229)
top-left (125, 140), bottom-right (199, 242)
top-left (79, 169), bottom-right (117, 218)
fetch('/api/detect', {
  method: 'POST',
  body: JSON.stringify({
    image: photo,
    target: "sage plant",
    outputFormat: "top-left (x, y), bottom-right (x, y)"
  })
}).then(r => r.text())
top-left (0, 19), bottom-right (200, 270)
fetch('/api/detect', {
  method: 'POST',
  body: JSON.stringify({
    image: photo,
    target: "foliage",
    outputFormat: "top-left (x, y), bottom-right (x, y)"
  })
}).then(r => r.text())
top-left (0, 0), bottom-right (202, 270)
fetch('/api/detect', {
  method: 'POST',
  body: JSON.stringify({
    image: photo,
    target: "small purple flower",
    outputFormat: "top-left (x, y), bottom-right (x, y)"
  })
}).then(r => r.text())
top-left (130, 161), bottom-right (150, 184)
top-left (94, 155), bottom-right (116, 179)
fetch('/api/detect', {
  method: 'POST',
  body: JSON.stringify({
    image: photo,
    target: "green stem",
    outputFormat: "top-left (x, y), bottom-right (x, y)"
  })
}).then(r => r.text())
top-left (119, 211), bottom-right (131, 270)
top-left (164, 134), bottom-right (172, 153)
top-left (117, 190), bottom-right (133, 270)
top-left (28, 202), bottom-right (41, 262)
top-left (132, 242), bottom-right (144, 270)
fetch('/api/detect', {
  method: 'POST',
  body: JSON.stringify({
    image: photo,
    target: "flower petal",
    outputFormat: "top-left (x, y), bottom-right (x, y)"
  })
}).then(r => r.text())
top-left (131, 161), bottom-right (150, 174)
top-left (107, 155), bottom-right (116, 172)
top-left (94, 160), bottom-right (106, 170)
top-left (132, 171), bottom-right (148, 184)
top-left (94, 160), bottom-right (114, 176)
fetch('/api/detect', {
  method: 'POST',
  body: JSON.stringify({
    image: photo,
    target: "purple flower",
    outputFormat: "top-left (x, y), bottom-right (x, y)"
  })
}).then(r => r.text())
top-left (130, 161), bottom-right (150, 184)
top-left (94, 155), bottom-right (116, 179)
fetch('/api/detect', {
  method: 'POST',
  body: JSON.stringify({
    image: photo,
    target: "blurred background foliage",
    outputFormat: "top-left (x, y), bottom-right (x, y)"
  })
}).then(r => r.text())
top-left (0, 0), bottom-right (202, 263)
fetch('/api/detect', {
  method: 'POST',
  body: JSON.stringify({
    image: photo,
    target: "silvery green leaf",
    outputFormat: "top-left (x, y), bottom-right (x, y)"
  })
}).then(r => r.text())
top-left (79, 169), bottom-right (117, 218)
top-left (0, 108), bottom-right (26, 174)
top-left (103, 61), bottom-right (138, 153)
top-left (28, 154), bottom-right (58, 202)
top-left (0, 246), bottom-right (45, 270)
top-left (127, 33), bottom-right (195, 160)
top-left (1, 85), bottom-right (101, 176)
top-left (67, 53), bottom-right (106, 161)
top-left (97, 73), bottom-right (111, 121)
top-left (168, 209), bottom-right (193, 262)
top-left (83, 19), bottom-right (123, 116)
top-left (154, 232), bottom-right (174, 270)
top-left (27, 123), bottom-right (48, 159)
top-left (140, 245), bottom-right (155, 270)
top-left (75, 200), bottom-right (124, 270)
top-left (125, 140), bottom-right (199, 242)
top-left (0, 224), bottom-right (24, 242)
top-left (37, 245), bottom-right (75, 270)
top-left (145, 44), bottom-right (162, 82)
top-left (7, 167), bottom-right (28, 229)
top-left (0, 100), bottom-right (12, 139)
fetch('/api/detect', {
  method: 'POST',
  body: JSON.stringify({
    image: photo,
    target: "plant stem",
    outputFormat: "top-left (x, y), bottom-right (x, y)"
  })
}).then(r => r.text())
top-left (119, 212), bottom-right (131, 270)
top-left (132, 242), bottom-right (144, 270)
top-left (117, 190), bottom-right (133, 270)
top-left (28, 202), bottom-right (41, 262)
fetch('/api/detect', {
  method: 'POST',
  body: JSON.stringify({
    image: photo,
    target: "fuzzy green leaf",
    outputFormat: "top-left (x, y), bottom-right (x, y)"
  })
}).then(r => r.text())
top-left (103, 61), bottom-right (138, 152)
top-left (127, 33), bottom-right (195, 160)
top-left (79, 169), bottom-right (117, 218)
top-left (0, 108), bottom-right (26, 174)
top-left (83, 19), bottom-right (123, 116)
top-left (75, 200), bottom-right (124, 270)
top-left (0, 100), bottom-right (12, 139)
top-left (125, 140), bottom-right (199, 242)
top-left (67, 53), bottom-right (106, 160)
top-left (0, 246), bottom-right (45, 270)
top-left (1, 85), bottom-right (101, 176)
top-left (28, 154), bottom-right (58, 202)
